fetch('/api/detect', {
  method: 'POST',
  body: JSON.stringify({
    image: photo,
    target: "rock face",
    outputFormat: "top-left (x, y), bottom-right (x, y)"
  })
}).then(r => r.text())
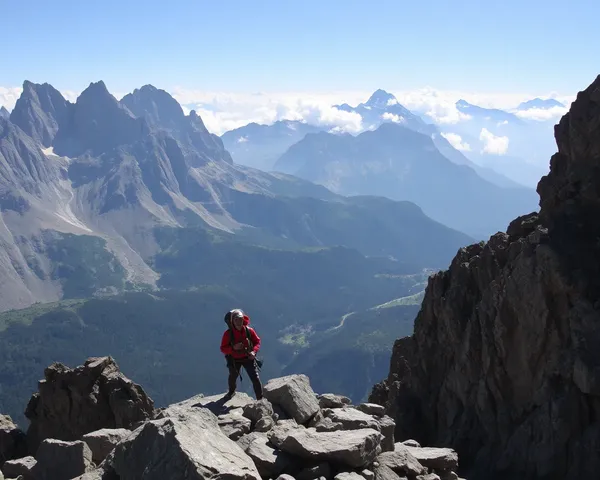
top-left (81, 428), bottom-right (131, 465)
top-left (0, 415), bottom-right (26, 465)
top-left (33, 439), bottom-right (93, 480)
top-left (25, 357), bottom-right (154, 452)
top-left (371, 75), bottom-right (600, 480)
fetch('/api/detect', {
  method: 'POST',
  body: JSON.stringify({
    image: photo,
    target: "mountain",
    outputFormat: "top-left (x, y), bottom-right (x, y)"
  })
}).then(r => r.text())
top-left (517, 97), bottom-right (565, 110)
top-left (456, 99), bottom-right (524, 125)
top-left (274, 121), bottom-right (539, 238)
top-left (222, 120), bottom-right (323, 170)
top-left (0, 80), bottom-right (472, 313)
top-left (0, 106), bottom-right (9, 119)
top-left (370, 75), bottom-right (600, 480)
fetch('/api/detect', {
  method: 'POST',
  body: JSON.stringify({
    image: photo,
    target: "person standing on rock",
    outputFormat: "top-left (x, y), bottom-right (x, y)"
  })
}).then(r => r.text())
top-left (221, 308), bottom-right (263, 400)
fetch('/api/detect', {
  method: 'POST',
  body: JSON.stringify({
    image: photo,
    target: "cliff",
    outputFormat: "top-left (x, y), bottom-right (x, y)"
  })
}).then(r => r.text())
top-left (370, 75), bottom-right (600, 480)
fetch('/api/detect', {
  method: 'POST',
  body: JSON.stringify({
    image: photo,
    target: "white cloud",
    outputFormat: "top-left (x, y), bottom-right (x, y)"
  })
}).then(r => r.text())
top-left (440, 132), bottom-right (471, 151)
top-left (479, 128), bottom-right (509, 155)
top-left (514, 105), bottom-right (569, 121)
top-left (382, 112), bottom-right (404, 123)
top-left (386, 98), bottom-right (398, 106)
top-left (237, 136), bottom-right (248, 143)
top-left (497, 120), bottom-right (509, 126)
top-left (0, 87), bottom-right (22, 111)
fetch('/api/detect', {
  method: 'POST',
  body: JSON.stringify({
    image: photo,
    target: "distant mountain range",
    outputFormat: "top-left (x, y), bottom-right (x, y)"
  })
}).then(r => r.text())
top-left (517, 97), bottom-right (565, 110)
top-left (0, 80), bottom-right (471, 312)
top-left (274, 122), bottom-right (538, 239)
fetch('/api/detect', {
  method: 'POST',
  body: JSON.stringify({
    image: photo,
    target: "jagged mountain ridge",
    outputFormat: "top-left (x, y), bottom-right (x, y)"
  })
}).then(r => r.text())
top-left (274, 121), bottom-right (539, 238)
top-left (370, 75), bottom-right (600, 480)
top-left (0, 80), bottom-right (471, 311)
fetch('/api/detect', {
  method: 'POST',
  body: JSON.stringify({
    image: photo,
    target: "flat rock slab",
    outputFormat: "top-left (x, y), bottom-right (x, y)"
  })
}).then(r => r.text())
top-left (173, 392), bottom-right (255, 416)
top-left (335, 472), bottom-right (366, 480)
top-left (318, 394), bottom-right (352, 409)
top-left (264, 375), bottom-right (320, 425)
top-left (82, 428), bottom-right (131, 464)
top-left (279, 427), bottom-right (382, 468)
top-left (377, 444), bottom-right (425, 476)
top-left (323, 407), bottom-right (381, 431)
top-left (219, 412), bottom-right (252, 441)
top-left (374, 464), bottom-right (403, 480)
top-left (357, 403), bottom-right (386, 417)
top-left (109, 406), bottom-right (261, 479)
top-left (404, 446), bottom-right (458, 471)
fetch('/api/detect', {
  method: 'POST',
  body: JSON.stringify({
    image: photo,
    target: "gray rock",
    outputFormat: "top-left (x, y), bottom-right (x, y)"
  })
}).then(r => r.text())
top-left (33, 439), bottom-right (93, 480)
top-left (357, 403), bottom-right (386, 417)
top-left (82, 428), bottom-right (131, 465)
top-left (218, 411), bottom-right (252, 440)
top-left (377, 444), bottom-right (426, 476)
top-left (377, 416), bottom-right (395, 453)
top-left (237, 431), bottom-right (268, 452)
top-left (24, 357), bottom-right (154, 452)
top-left (0, 415), bottom-right (27, 465)
top-left (335, 472), bottom-right (365, 480)
top-left (2, 456), bottom-right (36, 480)
top-left (72, 469), bottom-right (119, 480)
top-left (297, 462), bottom-right (331, 480)
top-left (109, 406), bottom-right (261, 479)
top-left (437, 471), bottom-right (457, 480)
top-left (361, 469), bottom-right (375, 480)
top-left (174, 391), bottom-right (254, 416)
top-left (373, 464), bottom-right (402, 480)
top-left (276, 475), bottom-right (296, 480)
top-left (400, 440), bottom-right (420, 448)
top-left (323, 407), bottom-right (380, 431)
top-left (268, 419), bottom-right (304, 448)
top-left (243, 398), bottom-right (277, 432)
top-left (245, 433), bottom-right (295, 478)
top-left (318, 394), bottom-right (352, 409)
top-left (279, 428), bottom-right (382, 468)
top-left (264, 375), bottom-right (320, 424)
top-left (404, 446), bottom-right (458, 471)
top-left (416, 475), bottom-right (441, 480)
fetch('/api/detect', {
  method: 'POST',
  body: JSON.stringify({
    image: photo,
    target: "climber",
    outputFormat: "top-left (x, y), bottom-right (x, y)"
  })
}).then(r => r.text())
top-left (220, 308), bottom-right (264, 400)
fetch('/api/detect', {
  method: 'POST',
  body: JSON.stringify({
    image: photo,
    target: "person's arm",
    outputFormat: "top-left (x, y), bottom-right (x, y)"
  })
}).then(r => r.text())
top-left (220, 331), bottom-right (233, 355)
top-left (249, 328), bottom-right (261, 353)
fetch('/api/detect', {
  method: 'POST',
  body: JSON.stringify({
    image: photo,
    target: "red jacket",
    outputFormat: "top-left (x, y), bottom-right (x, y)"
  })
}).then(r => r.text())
top-left (220, 320), bottom-right (261, 360)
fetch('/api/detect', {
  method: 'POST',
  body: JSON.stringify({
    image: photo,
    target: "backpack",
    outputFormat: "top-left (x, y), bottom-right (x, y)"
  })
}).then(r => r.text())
top-left (223, 310), bottom-right (263, 369)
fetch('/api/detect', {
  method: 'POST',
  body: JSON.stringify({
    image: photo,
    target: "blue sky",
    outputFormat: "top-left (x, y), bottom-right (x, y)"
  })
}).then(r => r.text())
top-left (2, 0), bottom-right (599, 95)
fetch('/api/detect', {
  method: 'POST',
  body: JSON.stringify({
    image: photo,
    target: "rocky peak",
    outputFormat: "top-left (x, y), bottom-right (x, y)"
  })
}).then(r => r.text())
top-left (370, 75), bottom-right (600, 480)
top-left (366, 89), bottom-right (398, 108)
top-left (9, 80), bottom-right (70, 147)
top-left (1, 358), bottom-right (464, 480)
top-left (0, 106), bottom-right (9, 119)
top-left (121, 84), bottom-right (187, 131)
top-left (53, 80), bottom-right (148, 157)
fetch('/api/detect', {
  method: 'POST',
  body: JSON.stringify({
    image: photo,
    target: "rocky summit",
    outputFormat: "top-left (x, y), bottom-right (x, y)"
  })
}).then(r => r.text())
top-left (0, 358), bottom-right (462, 480)
top-left (370, 75), bottom-right (600, 480)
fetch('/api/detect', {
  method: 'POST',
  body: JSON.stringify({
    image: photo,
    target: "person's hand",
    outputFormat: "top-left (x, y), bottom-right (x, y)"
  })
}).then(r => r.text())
top-left (248, 351), bottom-right (256, 359)
top-left (233, 342), bottom-right (243, 351)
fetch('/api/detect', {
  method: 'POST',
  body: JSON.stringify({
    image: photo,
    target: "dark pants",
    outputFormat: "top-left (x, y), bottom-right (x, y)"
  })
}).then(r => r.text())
top-left (227, 357), bottom-right (263, 400)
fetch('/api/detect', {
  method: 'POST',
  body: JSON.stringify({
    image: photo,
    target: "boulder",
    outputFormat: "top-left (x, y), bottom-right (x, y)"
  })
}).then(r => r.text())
top-left (219, 411), bottom-right (252, 440)
top-left (278, 428), bottom-right (382, 468)
top-left (82, 428), bottom-right (131, 465)
top-left (357, 403), bottom-right (385, 417)
top-left (317, 394), bottom-right (352, 409)
top-left (404, 446), bottom-right (458, 471)
top-left (297, 462), bottom-right (332, 480)
top-left (373, 464), bottom-right (403, 480)
top-left (0, 415), bottom-right (27, 464)
top-left (186, 392), bottom-right (254, 416)
top-left (323, 407), bottom-right (380, 431)
top-left (2, 456), bottom-right (36, 480)
top-left (264, 375), bottom-right (320, 424)
top-left (377, 416), bottom-right (395, 453)
top-left (335, 472), bottom-right (365, 480)
top-left (361, 468), bottom-right (375, 480)
top-left (416, 475), bottom-right (441, 480)
top-left (243, 399), bottom-right (277, 432)
top-left (108, 405), bottom-right (261, 479)
top-left (401, 440), bottom-right (421, 448)
top-left (237, 432), bottom-right (268, 452)
top-left (32, 439), bottom-right (93, 480)
top-left (377, 444), bottom-right (426, 477)
top-left (24, 357), bottom-right (154, 452)
top-left (275, 475), bottom-right (295, 480)
top-left (245, 433), bottom-right (296, 478)
top-left (268, 420), bottom-right (304, 449)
